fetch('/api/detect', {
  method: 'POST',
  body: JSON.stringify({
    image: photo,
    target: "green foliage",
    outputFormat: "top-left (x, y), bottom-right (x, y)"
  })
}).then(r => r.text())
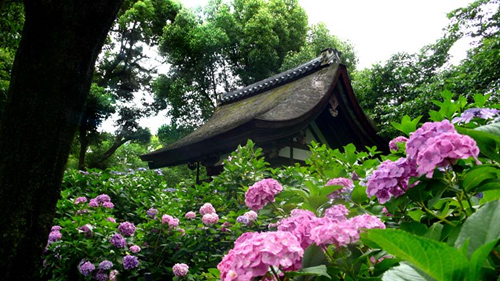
top-left (280, 22), bottom-right (358, 72)
top-left (45, 93), bottom-right (500, 280)
top-left (155, 0), bottom-right (309, 125)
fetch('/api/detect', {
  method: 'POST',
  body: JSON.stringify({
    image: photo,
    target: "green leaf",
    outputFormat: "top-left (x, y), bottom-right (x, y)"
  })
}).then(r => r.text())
top-left (306, 196), bottom-right (329, 211)
top-left (351, 184), bottom-right (368, 204)
top-left (455, 200), bottom-right (500, 257)
top-left (462, 165), bottom-right (500, 192)
top-left (366, 229), bottom-right (469, 281)
top-left (318, 184), bottom-right (342, 197)
top-left (457, 127), bottom-right (500, 162)
top-left (383, 262), bottom-right (436, 281)
top-left (293, 244), bottom-right (328, 281)
top-left (287, 265), bottom-right (331, 278)
top-left (468, 239), bottom-right (499, 281)
top-left (391, 115), bottom-right (423, 136)
top-left (399, 221), bottom-right (427, 236)
top-left (475, 122), bottom-right (500, 137)
top-left (425, 222), bottom-right (444, 241)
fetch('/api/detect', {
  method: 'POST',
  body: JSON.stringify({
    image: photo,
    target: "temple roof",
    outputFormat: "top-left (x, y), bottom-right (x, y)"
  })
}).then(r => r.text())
top-left (141, 49), bottom-right (387, 169)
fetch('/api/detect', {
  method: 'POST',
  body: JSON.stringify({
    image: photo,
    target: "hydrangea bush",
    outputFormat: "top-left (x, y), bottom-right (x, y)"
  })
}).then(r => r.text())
top-left (42, 93), bottom-right (500, 280)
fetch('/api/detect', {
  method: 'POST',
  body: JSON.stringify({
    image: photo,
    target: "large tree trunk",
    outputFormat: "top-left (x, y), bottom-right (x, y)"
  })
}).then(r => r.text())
top-left (0, 0), bottom-right (124, 280)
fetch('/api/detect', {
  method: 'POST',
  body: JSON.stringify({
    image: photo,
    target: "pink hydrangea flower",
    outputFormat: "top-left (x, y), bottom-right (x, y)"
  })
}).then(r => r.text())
top-left (217, 231), bottom-right (304, 281)
top-left (129, 245), bottom-right (141, 253)
top-left (415, 132), bottom-right (480, 178)
top-left (185, 211), bottom-right (196, 219)
top-left (172, 263), bottom-right (189, 277)
top-left (244, 211), bottom-right (258, 221)
top-left (325, 178), bottom-right (354, 199)
top-left (162, 214), bottom-right (179, 228)
top-left (310, 214), bottom-right (385, 248)
top-left (202, 213), bottom-right (219, 225)
top-left (107, 217), bottom-right (116, 223)
top-left (245, 179), bottom-right (283, 211)
top-left (277, 209), bottom-right (320, 249)
top-left (389, 136), bottom-right (408, 151)
top-left (199, 203), bottom-right (216, 215)
top-left (324, 204), bottom-right (349, 221)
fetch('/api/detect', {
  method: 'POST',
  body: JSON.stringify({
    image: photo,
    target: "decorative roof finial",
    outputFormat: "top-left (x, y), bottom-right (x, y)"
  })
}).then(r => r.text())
top-left (320, 48), bottom-right (342, 66)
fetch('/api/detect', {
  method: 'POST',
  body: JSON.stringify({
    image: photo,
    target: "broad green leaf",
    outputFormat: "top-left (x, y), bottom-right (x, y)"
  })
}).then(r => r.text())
top-left (383, 262), bottom-right (436, 281)
top-left (455, 200), bottom-right (500, 257)
top-left (287, 265), bottom-right (330, 278)
top-left (425, 222), bottom-right (444, 241)
top-left (366, 229), bottom-right (469, 281)
top-left (293, 244), bottom-right (328, 281)
top-left (476, 178), bottom-right (500, 192)
top-left (457, 127), bottom-right (500, 162)
top-left (351, 184), bottom-right (368, 204)
top-left (306, 196), bottom-right (329, 212)
top-left (400, 221), bottom-right (427, 236)
top-left (318, 184), bottom-right (342, 197)
top-left (468, 239), bottom-right (499, 281)
top-left (475, 122), bottom-right (500, 137)
top-left (391, 115), bottom-right (423, 136)
top-left (480, 189), bottom-right (500, 204)
top-left (405, 208), bottom-right (423, 222)
top-left (462, 165), bottom-right (500, 192)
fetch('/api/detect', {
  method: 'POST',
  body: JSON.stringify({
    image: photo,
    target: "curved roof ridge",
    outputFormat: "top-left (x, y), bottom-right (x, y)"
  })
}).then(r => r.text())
top-left (218, 48), bottom-right (341, 105)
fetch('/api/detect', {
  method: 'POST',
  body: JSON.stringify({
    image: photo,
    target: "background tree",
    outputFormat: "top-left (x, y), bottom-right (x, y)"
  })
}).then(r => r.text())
top-left (0, 0), bottom-right (124, 279)
top-left (154, 0), bottom-right (309, 125)
top-left (0, 0), bottom-right (23, 115)
top-left (77, 0), bottom-right (182, 170)
top-left (280, 22), bottom-right (358, 72)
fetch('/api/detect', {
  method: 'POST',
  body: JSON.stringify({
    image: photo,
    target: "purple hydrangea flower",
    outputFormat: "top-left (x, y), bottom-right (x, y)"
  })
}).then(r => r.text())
top-left (98, 260), bottom-right (113, 270)
top-left (118, 222), bottom-right (136, 236)
top-left (48, 231), bottom-right (62, 242)
top-left (94, 270), bottom-right (108, 281)
top-left (452, 108), bottom-right (500, 124)
top-left (74, 197), bottom-right (87, 204)
top-left (88, 199), bottom-right (99, 207)
top-left (236, 215), bottom-right (250, 225)
top-left (366, 158), bottom-right (414, 204)
top-left (51, 225), bottom-right (62, 232)
top-left (96, 194), bottom-right (111, 204)
top-left (79, 261), bottom-right (95, 276)
top-left (172, 263), bottom-right (189, 277)
top-left (110, 234), bottom-right (126, 248)
top-left (102, 202), bottom-right (114, 209)
top-left (147, 208), bottom-right (159, 218)
top-left (123, 255), bottom-right (139, 270)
